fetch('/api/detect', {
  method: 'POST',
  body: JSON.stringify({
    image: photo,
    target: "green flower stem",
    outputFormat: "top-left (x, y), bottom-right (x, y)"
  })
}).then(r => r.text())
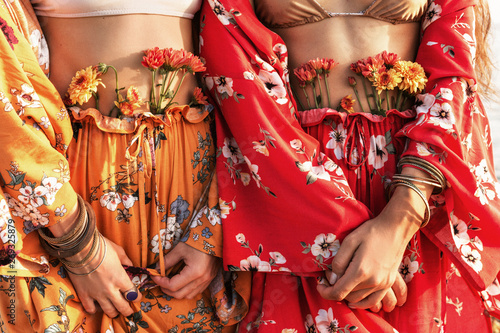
top-left (291, 85), bottom-right (305, 110)
top-left (324, 74), bottom-right (332, 108)
top-left (160, 69), bottom-right (180, 111)
top-left (92, 91), bottom-right (100, 111)
top-left (352, 86), bottom-right (366, 113)
top-left (371, 85), bottom-right (382, 115)
top-left (395, 90), bottom-right (403, 111)
top-left (106, 65), bottom-right (121, 110)
top-left (312, 82), bottom-right (319, 108)
top-left (386, 90), bottom-right (391, 111)
top-left (316, 76), bottom-right (324, 108)
top-left (164, 71), bottom-right (189, 111)
top-left (302, 86), bottom-right (312, 109)
top-left (151, 70), bottom-right (157, 113)
top-left (361, 77), bottom-right (374, 112)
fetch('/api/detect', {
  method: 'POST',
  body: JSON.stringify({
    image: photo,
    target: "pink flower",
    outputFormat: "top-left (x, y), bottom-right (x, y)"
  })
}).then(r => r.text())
top-left (100, 192), bottom-right (121, 211)
top-left (315, 308), bottom-right (339, 333)
top-left (269, 251), bottom-right (286, 264)
top-left (236, 233), bottom-right (246, 244)
top-left (258, 69), bottom-right (287, 102)
top-left (240, 255), bottom-right (271, 271)
top-left (311, 233), bottom-right (340, 259)
top-left (399, 256), bottom-right (419, 283)
top-left (367, 135), bottom-right (389, 170)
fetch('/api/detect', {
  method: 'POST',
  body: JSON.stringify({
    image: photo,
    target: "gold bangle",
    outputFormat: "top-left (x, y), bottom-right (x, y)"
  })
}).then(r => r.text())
top-left (392, 174), bottom-right (442, 194)
top-left (60, 230), bottom-right (100, 268)
top-left (38, 194), bottom-right (87, 244)
top-left (398, 156), bottom-right (446, 194)
top-left (64, 234), bottom-right (107, 276)
top-left (388, 179), bottom-right (431, 228)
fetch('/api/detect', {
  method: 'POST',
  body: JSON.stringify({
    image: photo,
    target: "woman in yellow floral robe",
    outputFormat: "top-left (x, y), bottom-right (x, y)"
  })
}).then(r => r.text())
top-left (0, 1), bottom-right (248, 331)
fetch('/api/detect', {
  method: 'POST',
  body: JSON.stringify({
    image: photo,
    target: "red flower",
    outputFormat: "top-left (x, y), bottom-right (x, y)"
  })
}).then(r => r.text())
top-left (141, 47), bottom-right (165, 70)
top-left (293, 64), bottom-right (317, 87)
top-left (348, 76), bottom-right (357, 87)
top-left (381, 51), bottom-right (400, 67)
top-left (350, 61), bottom-right (363, 74)
top-left (358, 55), bottom-right (386, 80)
top-left (340, 95), bottom-right (356, 113)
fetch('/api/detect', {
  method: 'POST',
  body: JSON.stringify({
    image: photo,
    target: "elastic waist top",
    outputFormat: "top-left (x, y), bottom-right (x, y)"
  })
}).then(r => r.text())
top-left (255, 0), bottom-right (429, 28)
top-left (31, 0), bottom-right (202, 19)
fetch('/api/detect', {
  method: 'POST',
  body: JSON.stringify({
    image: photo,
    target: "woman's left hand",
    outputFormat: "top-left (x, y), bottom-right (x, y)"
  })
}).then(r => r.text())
top-left (316, 182), bottom-right (427, 308)
top-left (151, 242), bottom-right (221, 299)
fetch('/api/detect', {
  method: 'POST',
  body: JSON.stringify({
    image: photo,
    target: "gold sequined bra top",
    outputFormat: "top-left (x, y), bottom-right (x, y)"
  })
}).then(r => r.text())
top-left (255, 0), bottom-right (429, 28)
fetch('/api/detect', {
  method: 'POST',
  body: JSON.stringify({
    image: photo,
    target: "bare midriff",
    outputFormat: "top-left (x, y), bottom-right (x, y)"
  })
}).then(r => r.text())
top-left (271, 11), bottom-right (420, 111)
top-left (39, 15), bottom-right (197, 116)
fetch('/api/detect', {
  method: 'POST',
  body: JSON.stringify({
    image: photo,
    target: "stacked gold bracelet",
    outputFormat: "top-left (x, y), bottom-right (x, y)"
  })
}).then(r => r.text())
top-left (397, 156), bottom-right (447, 195)
top-left (38, 194), bottom-right (106, 276)
top-left (387, 156), bottom-right (447, 228)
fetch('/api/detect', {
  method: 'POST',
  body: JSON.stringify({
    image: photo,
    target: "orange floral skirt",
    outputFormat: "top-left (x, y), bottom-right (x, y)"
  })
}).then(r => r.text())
top-left (0, 106), bottom-right (249, 332)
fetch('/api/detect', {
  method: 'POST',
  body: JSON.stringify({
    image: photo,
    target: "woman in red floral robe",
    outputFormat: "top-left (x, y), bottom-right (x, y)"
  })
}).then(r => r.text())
top-left (200, 0), bottom-right (500, 331)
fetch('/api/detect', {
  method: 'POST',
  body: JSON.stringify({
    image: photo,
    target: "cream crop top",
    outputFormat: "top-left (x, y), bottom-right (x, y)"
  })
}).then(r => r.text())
top-left (31, 0), bottom-right (202, 19)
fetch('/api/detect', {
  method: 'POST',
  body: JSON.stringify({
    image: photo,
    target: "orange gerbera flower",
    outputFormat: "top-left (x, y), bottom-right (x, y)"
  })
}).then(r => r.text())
top-left (114, 86), bottom-right (144, 116)
top-left (321, 58), bottom-right (338, 74)
top-left (394, 60), bottom-right (427, 94)
top-left (185, 54), bottom-right (206, 73)
top-left (164, 48), bottom-right (190, 71)
top-left (191, 87), bottom-right (208, 106)
top-left (373, 68), bottom-right (402, 94)
top-left (141, 47), bottom-right (165, 70)
top-left (340, 95), bottom-right (356, 113)
top-left (67, 66), bottom-right (105, 105)
top-left (307, 58), bottom-right (325, 74)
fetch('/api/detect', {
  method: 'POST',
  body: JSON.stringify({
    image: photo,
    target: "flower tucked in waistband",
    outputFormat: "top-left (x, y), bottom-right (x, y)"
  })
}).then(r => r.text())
top-left (64, 47), bottom-right (209, 119)
top-left (294, 51), bottom-right (427, 116)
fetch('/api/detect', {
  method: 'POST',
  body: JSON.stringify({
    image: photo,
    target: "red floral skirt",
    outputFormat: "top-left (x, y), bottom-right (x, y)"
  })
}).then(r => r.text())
top-left (240, 109), bottom-right (491, 333)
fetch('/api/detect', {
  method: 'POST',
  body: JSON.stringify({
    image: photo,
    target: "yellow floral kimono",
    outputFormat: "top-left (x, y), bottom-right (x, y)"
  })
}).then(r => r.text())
top-left (0, 1), bottom-right (248, 331)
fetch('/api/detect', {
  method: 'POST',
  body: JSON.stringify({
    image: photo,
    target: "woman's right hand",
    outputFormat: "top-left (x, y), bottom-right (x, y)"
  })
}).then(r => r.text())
top-left (67, 237), bottom-right (141, 318)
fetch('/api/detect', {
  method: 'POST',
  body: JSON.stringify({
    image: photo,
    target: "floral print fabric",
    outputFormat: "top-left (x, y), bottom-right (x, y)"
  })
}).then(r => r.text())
top-left (200, 0), bottom-right (500, 331)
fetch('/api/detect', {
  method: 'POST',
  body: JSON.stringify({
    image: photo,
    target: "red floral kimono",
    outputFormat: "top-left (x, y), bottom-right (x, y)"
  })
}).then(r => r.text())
top-left (200, 0), bottom-right (500, 331)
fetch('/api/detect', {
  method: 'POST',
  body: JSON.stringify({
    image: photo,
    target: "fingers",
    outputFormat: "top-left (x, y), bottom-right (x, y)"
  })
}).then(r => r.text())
top-left (393, 274), bottom-right (408, 306)
top-left (322, 263), bottom-right (364, 301)
top-left (152, 263), bottom-right (207, 297)
top-left (162, 244), bottom-right (184, 272)
top-left (330, 234), bottom-right (359, 278)
top-left (80, 294), bottom-right (97, 314)
top-left (347, 289), bottom-right (387, 312)
top-left (381, 289), bottom-right (398, 313)
top-left (157, 276), bottom-right (211, 299)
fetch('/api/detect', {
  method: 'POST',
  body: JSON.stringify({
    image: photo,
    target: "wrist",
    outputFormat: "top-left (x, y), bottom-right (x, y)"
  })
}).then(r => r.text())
top-left (381, 186), bottom-right (424, 242)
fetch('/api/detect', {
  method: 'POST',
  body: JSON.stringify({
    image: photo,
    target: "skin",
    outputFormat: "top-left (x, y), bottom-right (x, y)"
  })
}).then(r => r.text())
top-left (44, 14), bottom-right (219, 318)
top-left (251, 0), bottom-right (432, 311)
